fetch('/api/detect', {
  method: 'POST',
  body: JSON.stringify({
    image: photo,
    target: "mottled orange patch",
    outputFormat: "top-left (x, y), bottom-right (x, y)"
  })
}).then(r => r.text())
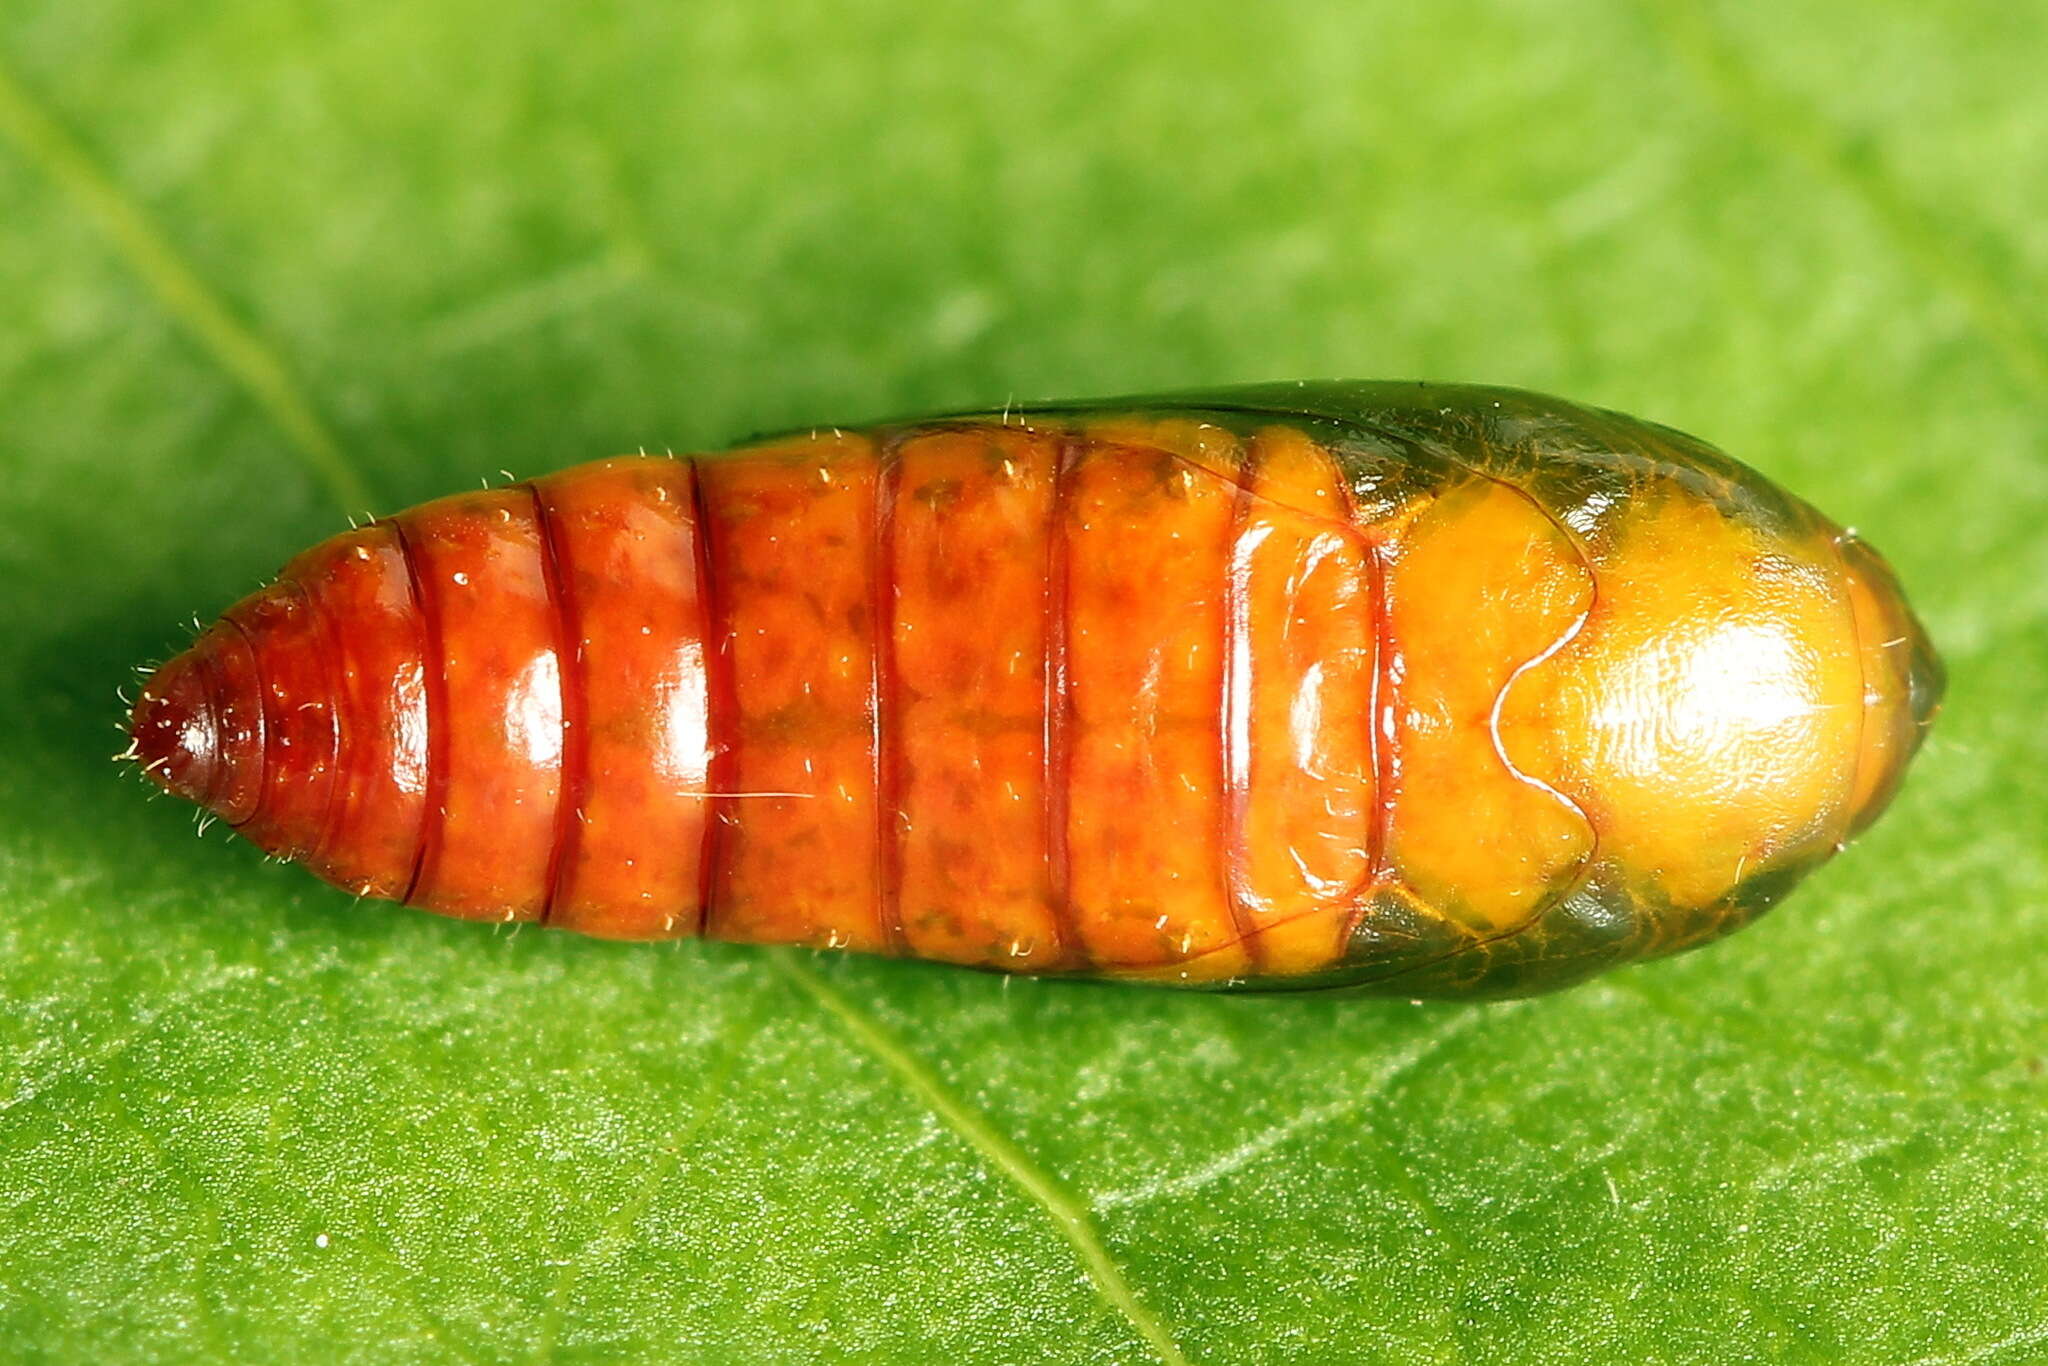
top-left (1500, 493), bottom-right (1863, 910)
top-left (1083, 416), bottom-right (1242, 486)
top-left (890, 427), bottom-right (1066, 970)
top-left (1063, 440), bottom-right (1247, 978)
top-left (698, 432), bottom-right (889, 952)
top-left (1380, 478), bottom-right (1596, 935)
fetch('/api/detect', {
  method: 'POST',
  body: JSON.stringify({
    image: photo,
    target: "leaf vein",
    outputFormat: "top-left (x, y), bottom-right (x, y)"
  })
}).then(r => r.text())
top-left (0, 59), bottom-right (377, 514)
top-left (769, 953), bottom-right (1193, 1366)
top-left (1090, 1006), bottom-right (1504, 1213)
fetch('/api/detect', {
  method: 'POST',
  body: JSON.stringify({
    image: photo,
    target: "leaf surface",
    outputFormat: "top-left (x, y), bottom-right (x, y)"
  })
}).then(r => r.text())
top-left (2, 2), bottom-right (2043, 1361)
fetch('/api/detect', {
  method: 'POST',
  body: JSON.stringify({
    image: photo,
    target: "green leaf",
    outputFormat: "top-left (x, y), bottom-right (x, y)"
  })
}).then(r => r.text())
top-left (2, 2), bottom-right (2042, 1361)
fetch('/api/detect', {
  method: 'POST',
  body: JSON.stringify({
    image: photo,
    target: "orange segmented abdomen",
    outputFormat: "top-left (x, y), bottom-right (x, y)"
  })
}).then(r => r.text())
top-left (684, 419), bottom-right (1392, 981)
top-left (128, 383), bottom-right (1945, 996)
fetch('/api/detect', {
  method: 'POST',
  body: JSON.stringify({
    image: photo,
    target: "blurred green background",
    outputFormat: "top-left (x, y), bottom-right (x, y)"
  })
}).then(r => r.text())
top-left (2, 2), bottom-right (2042, 1362)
